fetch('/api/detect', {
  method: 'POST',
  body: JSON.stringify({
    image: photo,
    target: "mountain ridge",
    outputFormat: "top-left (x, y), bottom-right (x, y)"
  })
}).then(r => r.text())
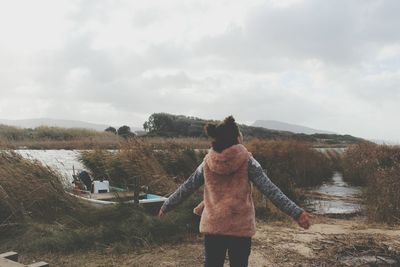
top-left (252, 120), bottom-right (336, 135)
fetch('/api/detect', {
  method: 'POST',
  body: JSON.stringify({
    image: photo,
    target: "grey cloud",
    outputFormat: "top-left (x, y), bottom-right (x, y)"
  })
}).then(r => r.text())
top-left (33, 33), bottom-right (115, 99)
top-left (195, 0), bottom-right (400, 70)
top-left (2, 0), bottom-right (400, 140)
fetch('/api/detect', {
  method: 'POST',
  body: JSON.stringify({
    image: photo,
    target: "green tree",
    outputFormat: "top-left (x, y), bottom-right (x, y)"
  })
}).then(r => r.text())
top-left (105, 126), bottom-right (117, 134)
top-left (143, 113), bottom-right (175, 135)
top-left (117, 125), bottom-right (135, 138)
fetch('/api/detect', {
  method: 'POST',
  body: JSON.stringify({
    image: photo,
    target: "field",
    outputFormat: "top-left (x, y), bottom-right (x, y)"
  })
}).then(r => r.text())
top-left (1, 138), bottom-right (399, 266)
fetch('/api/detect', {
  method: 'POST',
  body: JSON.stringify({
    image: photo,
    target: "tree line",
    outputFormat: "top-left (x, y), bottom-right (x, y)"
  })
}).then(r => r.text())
top-left (140, 113), bottom-right (365, 145)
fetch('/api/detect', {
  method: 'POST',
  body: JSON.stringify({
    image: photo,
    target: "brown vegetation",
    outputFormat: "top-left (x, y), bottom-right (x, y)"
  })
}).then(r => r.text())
top-left (0, 151), bottom-right (76, 225)
top-left (79, 138), bottom-right (208, 194)
top-left (342, 143), bottom-right (400, 223)
top-left (79, 138), bottom-right (335, 222)
top-left (0, 151), bottom-right (201, 254)
top-left (247, 139), bottom-right (333, 189)
top-left (341, 142), bottom-right (381, 186)
top-left (0, 125), bottom-right (120, 149)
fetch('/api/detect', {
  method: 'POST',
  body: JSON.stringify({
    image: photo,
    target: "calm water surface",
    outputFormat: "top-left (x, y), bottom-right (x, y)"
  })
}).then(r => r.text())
top-left (306, 172), bottom-right (363, 214)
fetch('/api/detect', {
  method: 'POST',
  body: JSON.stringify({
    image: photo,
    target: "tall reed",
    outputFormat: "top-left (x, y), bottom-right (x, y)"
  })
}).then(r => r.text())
top-left (0, 151), bottom-right (201, 253)
top-left (246, 139), bottom-right (334, 219)
top-left (342, 143), bottom-right (400, 223)
top-left (247, 139), bottom-right (333, 189)
top-left (0, 151), bottom-right (76, 225)
top-left (341, 142), bottom-right (380, 186)
top-left (80, 139), bottom-right (177, 195)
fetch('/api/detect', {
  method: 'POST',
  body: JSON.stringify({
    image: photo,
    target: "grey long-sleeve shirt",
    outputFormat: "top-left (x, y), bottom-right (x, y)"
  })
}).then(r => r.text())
top-left (160, 156), bottom-right (304, 220)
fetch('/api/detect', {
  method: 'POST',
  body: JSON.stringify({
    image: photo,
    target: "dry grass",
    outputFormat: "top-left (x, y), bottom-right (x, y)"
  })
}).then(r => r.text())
top-left (0, 151), bottom-right (201, 253)
top-left (0, 125), bottom-right (121, 149)
top-left (341, 142), bottom-right (381, 186)
top-left (80, 138), bottom-right (335, 220)
top-left (246, 139), bottom-right (335, 219)
top-left (79, 138), bottom-right (209, 195)
top-left (79, 140), bottom-right (175, 195)
top-left (342, 143), bottom-right (400, 223)
top-left (139, 137), bottom-right (210, 150)
top-left (311, 234), bottom-right (400, 266)
top-left (0, 151), bottom-right (77, 225)
top-left (366, 163), bottom-right (400, 224)
top-left (247, 139), bottom-right (333, 189)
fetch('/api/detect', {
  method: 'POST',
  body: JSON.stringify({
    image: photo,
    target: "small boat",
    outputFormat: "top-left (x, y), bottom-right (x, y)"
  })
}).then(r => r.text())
top-left (68, 170), bottom-right (167, 213)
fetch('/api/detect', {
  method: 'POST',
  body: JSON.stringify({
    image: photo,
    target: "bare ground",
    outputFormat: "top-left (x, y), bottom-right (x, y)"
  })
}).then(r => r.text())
top-left (19, 216), bottom-right (400, 267)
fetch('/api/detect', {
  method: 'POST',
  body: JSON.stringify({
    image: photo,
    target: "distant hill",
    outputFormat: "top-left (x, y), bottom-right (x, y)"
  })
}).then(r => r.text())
top-left (253, 120), bottom-right (336, 135)
top-left (370, 139), bottom-right (400, 145)
top-left (0, 118), bottom-right (143, 132)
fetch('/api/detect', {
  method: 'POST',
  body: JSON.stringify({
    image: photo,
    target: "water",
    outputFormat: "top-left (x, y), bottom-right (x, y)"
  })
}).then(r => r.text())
top-left (315, 172), bottom-right (361, 198)
top-left (314, 147), bottom-right (347, 154)
top-left (306, 172), bottom-right (363, 214)
top-left (16, 149), bottom-right (85, 186)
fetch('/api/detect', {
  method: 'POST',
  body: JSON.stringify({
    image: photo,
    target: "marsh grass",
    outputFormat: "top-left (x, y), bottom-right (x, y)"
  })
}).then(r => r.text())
top-left (342, 143), bottom-right (400, 223)
top-left (0, 137), bottom-right (348, 253)
top-left (80, 139), bottom-right (177, 194)
top-left (247, 139), bottom-right (333, 190)
top-left (0, 125), bottom-right (120, 149)
top-left (0, 151), bottom-right (201, 253)
top-left (341, 143), bottom-right (381, 186)
top-left (80, 138), bottom-right (334, 220)
top-left (8, 197), bottom-right (201, 253)
top-left (79, 138), bottom-right (207, 194)
top-left (0, 151), bottom-right (77, 225)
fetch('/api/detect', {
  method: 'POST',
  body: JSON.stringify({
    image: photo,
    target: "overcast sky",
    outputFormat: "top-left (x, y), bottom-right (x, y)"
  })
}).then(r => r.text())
top-left (0, 0), bottom-right (399, 141)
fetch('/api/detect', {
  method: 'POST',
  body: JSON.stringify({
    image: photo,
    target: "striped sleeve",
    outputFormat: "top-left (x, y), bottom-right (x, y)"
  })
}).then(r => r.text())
top-left (248, 156), bottom-right (304, 220)
top-left (160, 162), bottom-right (204, 213)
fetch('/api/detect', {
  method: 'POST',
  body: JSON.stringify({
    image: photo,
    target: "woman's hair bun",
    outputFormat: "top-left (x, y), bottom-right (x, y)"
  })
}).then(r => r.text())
top-left (205, 123), bottom-right (217, 138)
top-left (224, 115), bottom-right (235, 125)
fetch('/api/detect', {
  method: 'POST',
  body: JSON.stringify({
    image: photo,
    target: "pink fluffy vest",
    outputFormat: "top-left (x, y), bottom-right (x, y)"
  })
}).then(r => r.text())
top-left (197, 144), bottom-right (256, 237)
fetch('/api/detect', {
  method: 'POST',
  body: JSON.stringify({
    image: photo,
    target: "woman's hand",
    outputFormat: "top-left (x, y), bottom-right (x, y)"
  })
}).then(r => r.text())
top-left (297, 211), bottom-right (311, 229)
top-left (158, 209), bottom-right (165, 219)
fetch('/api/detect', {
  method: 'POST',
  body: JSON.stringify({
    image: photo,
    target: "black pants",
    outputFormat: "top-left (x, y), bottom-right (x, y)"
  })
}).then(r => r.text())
top-left (204, 234), bottom-right (252, 267)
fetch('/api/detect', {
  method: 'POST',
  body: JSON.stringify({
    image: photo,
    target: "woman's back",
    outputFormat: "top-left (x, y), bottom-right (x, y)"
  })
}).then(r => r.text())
top-left (201, 144), bottom-right (256, 237)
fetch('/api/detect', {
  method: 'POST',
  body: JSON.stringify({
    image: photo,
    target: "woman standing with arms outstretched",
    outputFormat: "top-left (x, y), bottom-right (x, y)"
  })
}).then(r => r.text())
top-left (158, 116), bottom-right (311, 267)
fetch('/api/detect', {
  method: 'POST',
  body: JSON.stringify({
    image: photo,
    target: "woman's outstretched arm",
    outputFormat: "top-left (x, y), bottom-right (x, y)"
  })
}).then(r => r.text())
top-left (159, 162), bottom-right (205, 215)
top-left (248, 156), bottom-right (305, 221)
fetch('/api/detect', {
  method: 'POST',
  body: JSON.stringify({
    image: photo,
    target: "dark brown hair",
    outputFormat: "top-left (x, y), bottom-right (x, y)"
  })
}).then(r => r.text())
top-left (204, 115), bottom-right (240, 153)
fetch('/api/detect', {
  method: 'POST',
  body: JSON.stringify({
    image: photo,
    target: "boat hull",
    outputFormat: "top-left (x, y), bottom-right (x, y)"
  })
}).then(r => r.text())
top-left (67, 191), bottom-right (167, 213)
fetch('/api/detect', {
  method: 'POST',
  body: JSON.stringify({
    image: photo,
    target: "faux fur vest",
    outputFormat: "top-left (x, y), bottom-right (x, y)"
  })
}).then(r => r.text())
top-left (198, 144), bottom-right (256, 237)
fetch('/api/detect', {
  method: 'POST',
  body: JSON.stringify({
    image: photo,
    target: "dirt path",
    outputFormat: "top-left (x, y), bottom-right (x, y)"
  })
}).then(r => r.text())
top-left (20, 216), bottom-right (400, 266)
top-left (250, 216), bottom-right (400, 266)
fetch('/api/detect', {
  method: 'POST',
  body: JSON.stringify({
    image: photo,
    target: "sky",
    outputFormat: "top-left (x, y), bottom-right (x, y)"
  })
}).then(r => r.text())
top-left (0, 0), bottom-right (399, 141)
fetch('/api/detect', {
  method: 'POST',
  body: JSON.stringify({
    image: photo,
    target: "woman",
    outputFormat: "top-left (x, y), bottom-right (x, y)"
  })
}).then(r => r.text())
top-left (158, 116), bottom-right (310, 267)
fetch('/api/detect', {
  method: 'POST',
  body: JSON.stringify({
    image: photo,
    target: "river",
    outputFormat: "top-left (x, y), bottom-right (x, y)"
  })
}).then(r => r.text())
top-left (305, 172), bottom-right (362, 214)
